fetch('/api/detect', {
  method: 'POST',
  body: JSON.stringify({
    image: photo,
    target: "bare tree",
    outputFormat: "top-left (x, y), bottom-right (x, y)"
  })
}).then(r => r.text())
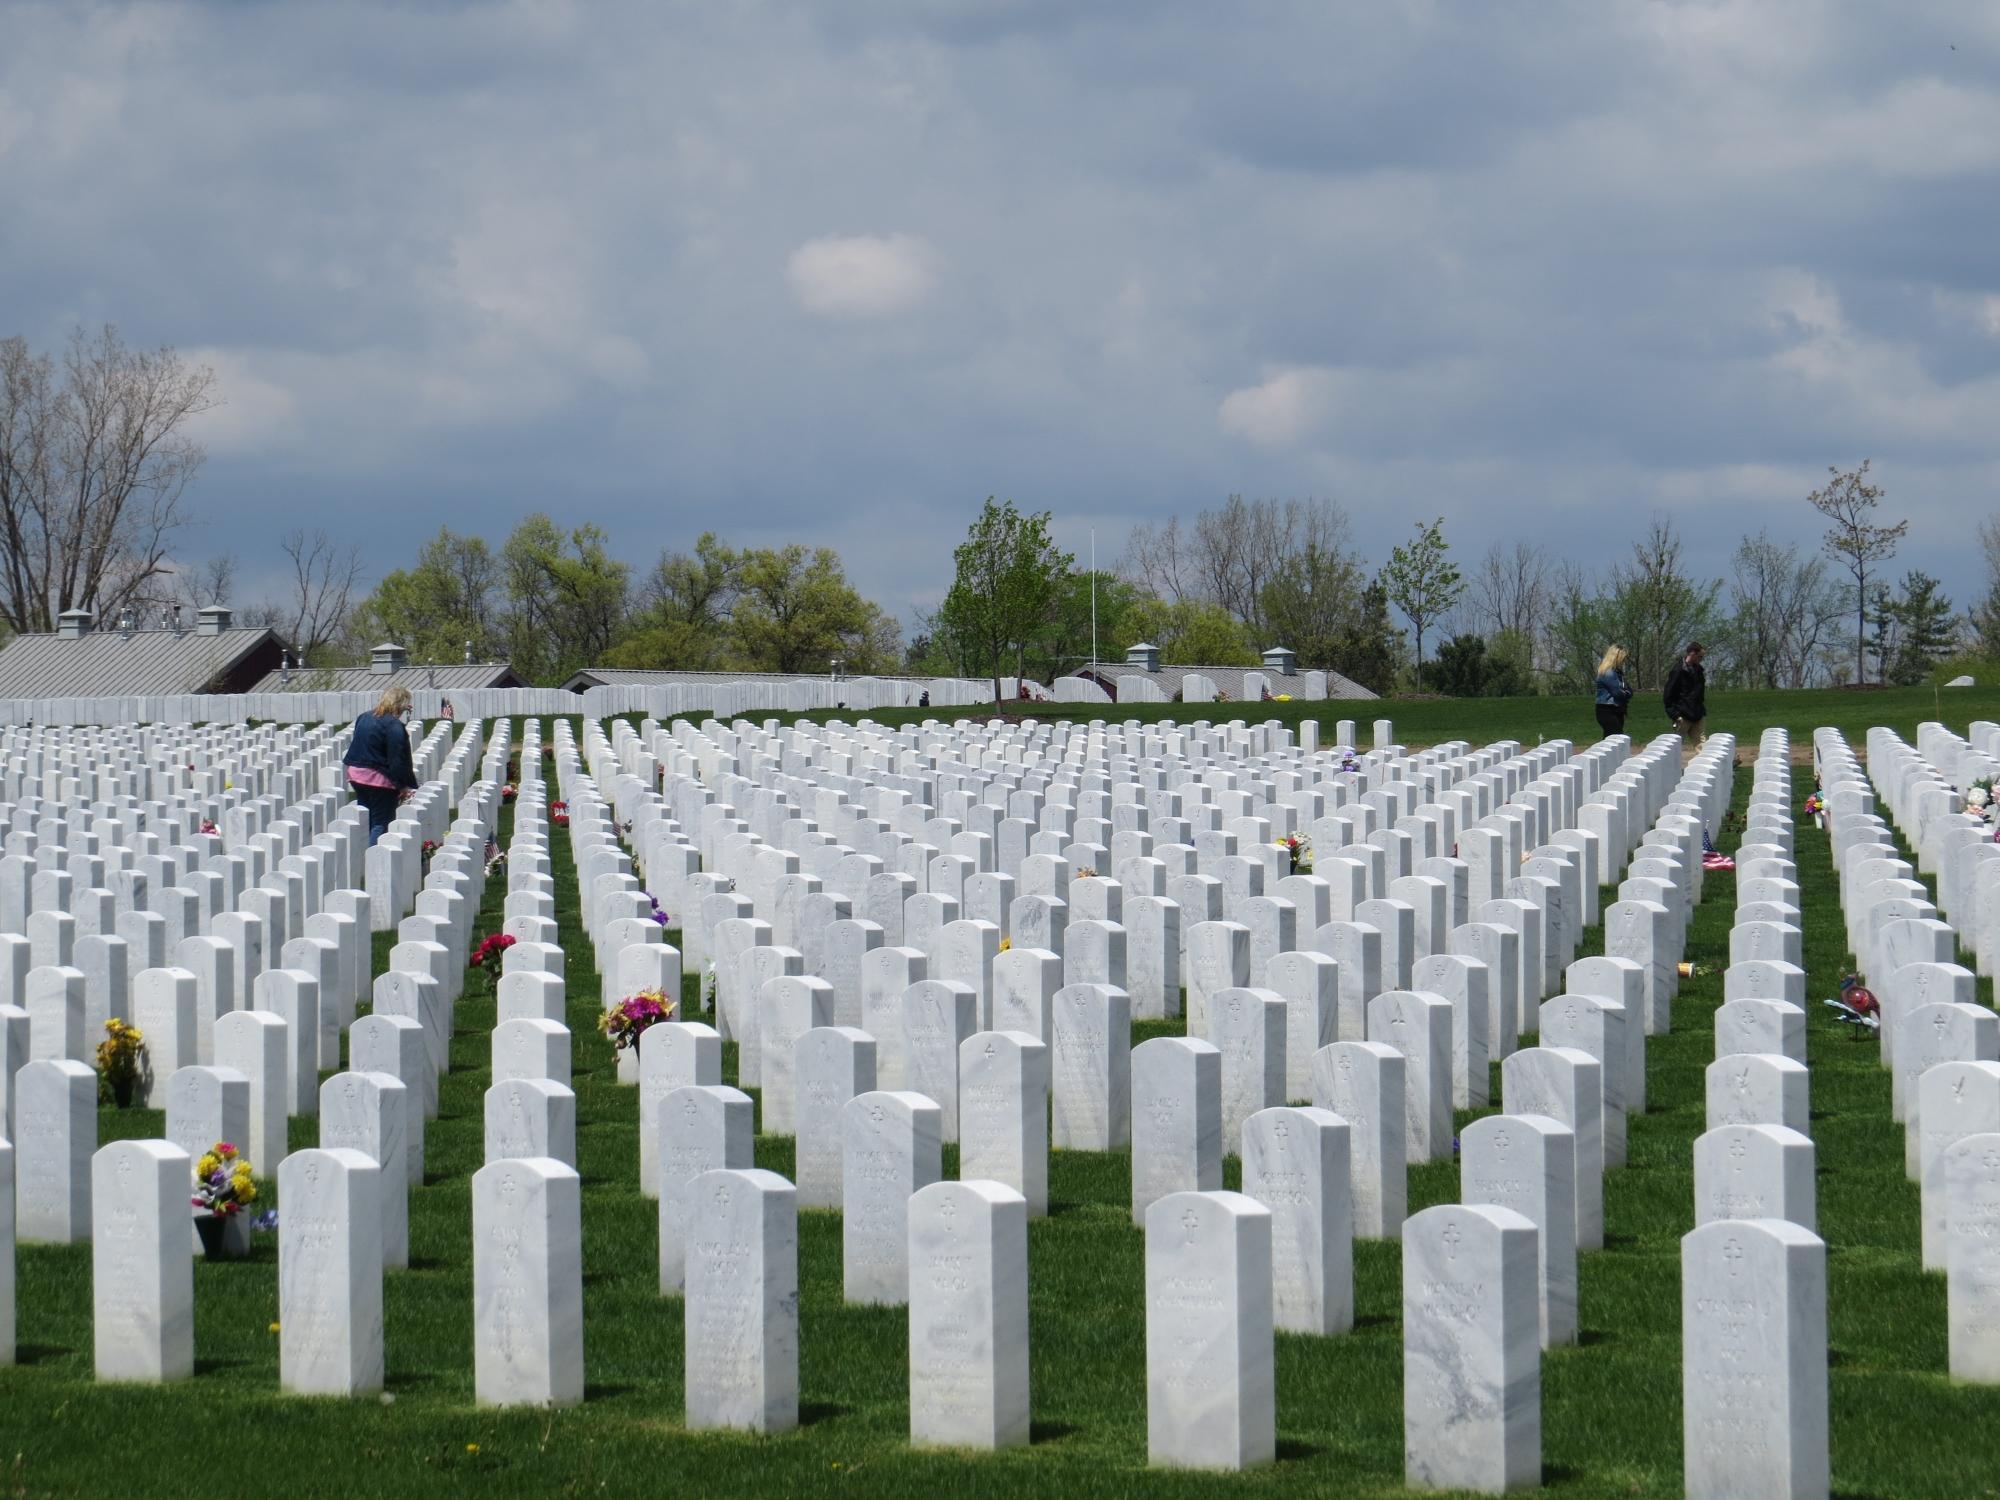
top-left (1725, 532), bottom-right (1844, 689)
top-left (1808, 459), bottom-right (1907, 685)
top-left (1121, 515), bottom-right (1194, 604)
top-left (0, 325), bottom-right (216, 632)
top-left (1192, 496), bottom-right (1300, 635)
top-left (267, 529), bottom-right (364, 663)
top-left (1470, 541), bottom-right (1550, 647)
top-left (166, 553), bottom-right (237, 617)
top-left (1973, 516), bottom-right (2000, 657)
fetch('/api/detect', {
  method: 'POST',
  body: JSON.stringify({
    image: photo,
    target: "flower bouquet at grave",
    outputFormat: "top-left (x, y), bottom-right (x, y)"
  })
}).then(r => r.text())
top-left (200, 818), bottom-right (218, 836)
top-left (96, 1018), bottom-right (147, 1108)
top-left (485, 840), bottom-right (506, 877)
top-left (1968, 778), bottom-right (1997, 824)
top-left (470, 931), bottom-right (516, 991)
top-left (1339, 753), bottom-right (1360, 773)
top-left (645, 892), bottom-right (671, 929)
top-left (421, 838), bottom-right (439, 872)
top-left (551, 800), bottom-right (570, 828)
top-left (1824, 974), bottom-right (1882, 1037)
top-left (702, 960), bottom-right (717, 1008)
top-left (1676, 961), bottom-right (1707, 979)
top-left (1074, 868), bottom-right (1096, 881)
top-left (502, 783), bottom-right (518, 803)
top-left (998, 937), bottom-right (1012, 953)
top-left (191, 1141), bottom-right (259, 1259)
top-left (600, 989), bottom-right (677, 1052)
top-left (1803, 788), bottom-right (1825, 827)
top-left (1277, 833), bottom-right (1309, 874)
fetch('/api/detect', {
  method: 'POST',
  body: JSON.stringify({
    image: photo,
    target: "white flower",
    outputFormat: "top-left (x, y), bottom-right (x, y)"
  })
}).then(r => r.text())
top-left (1969, 785), bottom-right (1991, 809)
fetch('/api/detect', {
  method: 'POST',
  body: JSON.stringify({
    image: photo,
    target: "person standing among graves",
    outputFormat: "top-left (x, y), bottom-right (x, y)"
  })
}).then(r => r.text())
top-left (1663, 641), bottom-right (1707, 745)
top-left (343, 684), bottom-right (418, 845)
top-left (1593, 645), bottom-right (1633, 739)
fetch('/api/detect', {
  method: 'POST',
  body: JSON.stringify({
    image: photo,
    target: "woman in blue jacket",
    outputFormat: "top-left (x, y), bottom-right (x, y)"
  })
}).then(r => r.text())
top-left (343, 684), bottom-right (418, 845)
top-left (1594, 645), bottom-right (1634, 739)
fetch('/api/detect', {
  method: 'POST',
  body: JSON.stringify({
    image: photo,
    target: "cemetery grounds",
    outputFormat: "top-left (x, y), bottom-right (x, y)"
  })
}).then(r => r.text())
top-left (6, 684), bottom-right (2000, 1498)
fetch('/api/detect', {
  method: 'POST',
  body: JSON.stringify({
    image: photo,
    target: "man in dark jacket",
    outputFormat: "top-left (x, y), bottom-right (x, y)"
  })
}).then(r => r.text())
top-left (1663, 642), bottom-right (1707, 746)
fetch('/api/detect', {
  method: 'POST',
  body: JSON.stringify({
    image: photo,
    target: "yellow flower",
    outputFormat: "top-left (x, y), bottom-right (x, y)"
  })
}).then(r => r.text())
top-left (998, 937), bottom-right (1012, 953)
top-left (465, 1445), bottom-right (479, 1456)
top-left (269, 1322), bottom-right (281, 1333)
top-left (197, 1153), bottom-right (219, 1178)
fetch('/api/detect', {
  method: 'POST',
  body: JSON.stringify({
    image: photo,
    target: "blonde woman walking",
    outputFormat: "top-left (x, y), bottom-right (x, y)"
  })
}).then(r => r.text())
top-left (1594, 646), bottom-right (1633, 739)
top-left (342, 683), bottom-right (418, 845)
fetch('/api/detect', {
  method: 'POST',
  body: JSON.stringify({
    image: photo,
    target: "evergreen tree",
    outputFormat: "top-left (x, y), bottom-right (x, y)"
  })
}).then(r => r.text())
top-left (1331, 579), bottom-right (1401, 695)
top-left (1888, 570), bottom-right (1956, 686)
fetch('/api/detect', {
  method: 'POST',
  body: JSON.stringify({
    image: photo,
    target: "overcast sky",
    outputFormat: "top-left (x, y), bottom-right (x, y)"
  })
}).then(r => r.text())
top-left (5, 1), bottom-right (1997, 629)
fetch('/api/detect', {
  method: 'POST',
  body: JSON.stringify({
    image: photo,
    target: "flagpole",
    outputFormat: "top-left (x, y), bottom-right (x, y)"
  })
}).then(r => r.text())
top-left (1091, 528), bottom-right (1098, 671)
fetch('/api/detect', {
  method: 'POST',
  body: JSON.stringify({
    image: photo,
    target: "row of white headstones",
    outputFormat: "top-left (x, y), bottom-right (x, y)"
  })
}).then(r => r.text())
top-left (545, 709), bottom-right (1831, 1488)
top-left (0, 713), bottom-right (542, 1391)
top-left (0, 709), bottom-right (1841, 1490)
top-left (1830, 722), bottom-right (2000, 1393)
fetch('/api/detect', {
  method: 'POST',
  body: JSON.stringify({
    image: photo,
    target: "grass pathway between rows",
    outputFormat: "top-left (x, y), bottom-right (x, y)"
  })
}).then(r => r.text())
top-left (5, 733), bottom-right (2000, 1495)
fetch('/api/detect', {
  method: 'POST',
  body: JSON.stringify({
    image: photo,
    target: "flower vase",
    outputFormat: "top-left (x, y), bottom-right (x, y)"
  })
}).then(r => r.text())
top-left (617, 1045), bottom-right (640, 1085)
top-left (194, 1209), bottom-right (253, 1260)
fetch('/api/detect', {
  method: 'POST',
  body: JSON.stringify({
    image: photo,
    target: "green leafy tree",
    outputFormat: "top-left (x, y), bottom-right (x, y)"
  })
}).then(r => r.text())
top-left (1600, 519), bottom-right (1723, 692)
top-left (347, 527), bottom-right (502, 664)
top-left (731, 544), bottom-right (899, 674)
top-left (1545, 565), bottom-right (1611, 694)
top-left (1040, 569), bottom-right (1149, 682)
top-left (1382, 517), bottom-right (1464, 670)
top-left (1808, 459), bottom-right (1907, 685)
top-left (1118, 597), bottom-right (1259, 668)
top-left (500, 515), bottom-right (630, 684)
top-left (606, 532), bottom-right (740, 670)
top-left (1257, 539), bottom-right (1367, 670)
top-left (938, 498), bottom-right (1073, 701)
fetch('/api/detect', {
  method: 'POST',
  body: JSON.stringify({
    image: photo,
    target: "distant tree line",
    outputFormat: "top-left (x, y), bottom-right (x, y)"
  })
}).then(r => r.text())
top-left (6, 326), bottom-right (1986, 697)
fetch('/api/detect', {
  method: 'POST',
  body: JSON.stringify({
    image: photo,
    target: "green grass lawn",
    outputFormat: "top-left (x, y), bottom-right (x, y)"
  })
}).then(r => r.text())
top-left (5, 714), bottom-right (2000, 1496)
top-left (724, 680), bottom-right (2000, 759)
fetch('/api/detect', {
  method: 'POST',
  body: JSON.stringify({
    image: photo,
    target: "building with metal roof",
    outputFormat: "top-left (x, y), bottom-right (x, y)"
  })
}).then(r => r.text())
top-left (249, 641), bottom-right (525, 696)
top-left (0, 605), bottom-right (283, 701)
top-left (1063, 643), bottom-right (1377, 703)
top-left (560, 666), bottom-right (930, 694)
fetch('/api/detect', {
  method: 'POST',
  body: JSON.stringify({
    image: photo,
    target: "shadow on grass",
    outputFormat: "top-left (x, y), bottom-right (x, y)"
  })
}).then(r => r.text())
top-left (10, 1343), bottom-right (72, 1365)
top-left (799, 1400), bottom-right (853, 1427)
top-left (1029, 1419), bottom-right (1080, 1444)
